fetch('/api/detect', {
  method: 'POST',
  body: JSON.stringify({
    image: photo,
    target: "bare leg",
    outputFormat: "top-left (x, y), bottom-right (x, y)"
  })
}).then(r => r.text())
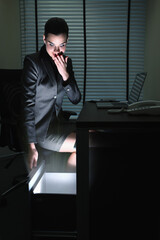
top-left (59, 132), bottom-right (76, 167)
top-left (59, 132), bottom-right (76, 153)
top-left (67, 152), bottom-right (76, 167)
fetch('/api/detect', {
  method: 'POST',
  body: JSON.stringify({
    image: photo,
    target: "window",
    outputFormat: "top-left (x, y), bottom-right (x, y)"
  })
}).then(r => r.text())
top-left (85, 0), bottom-right (128, 102)
top-left (20, 0), bottom-right (146, 115)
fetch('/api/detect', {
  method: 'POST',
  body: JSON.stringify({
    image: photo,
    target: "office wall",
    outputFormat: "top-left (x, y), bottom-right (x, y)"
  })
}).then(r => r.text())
top-left (144, 0), bottom-right (160, 100)
top-left (0, 0), bottom-right (21, 69)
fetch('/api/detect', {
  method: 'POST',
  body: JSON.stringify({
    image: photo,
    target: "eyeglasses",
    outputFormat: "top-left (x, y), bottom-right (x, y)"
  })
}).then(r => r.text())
top-left (46, 40), bottom-right (67, 50)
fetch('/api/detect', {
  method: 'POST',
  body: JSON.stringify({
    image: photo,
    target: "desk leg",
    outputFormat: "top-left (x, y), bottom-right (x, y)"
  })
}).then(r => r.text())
top-left (77, 128), bottom-right (89, 240)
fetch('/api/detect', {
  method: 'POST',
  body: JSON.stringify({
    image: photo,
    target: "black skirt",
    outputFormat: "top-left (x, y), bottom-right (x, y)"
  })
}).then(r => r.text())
top-left (37, 117), bottom-right (76, 152)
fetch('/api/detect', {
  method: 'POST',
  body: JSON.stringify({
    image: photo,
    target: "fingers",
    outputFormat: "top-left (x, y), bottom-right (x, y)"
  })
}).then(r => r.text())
top-left (33, 158), bottom-right (38, 168)
top-left (30, 158), bottom-right (38, 170)
top-left (55, 55), bottom-right (65, 67)
top-left (29, 159), bottom-right (37, 170)
top-left (54, 54), bottom-right (69, 80)
top-left (54, 53), bottom-right (68, 67)
top-left (28, 149), bottom-right (38, 170)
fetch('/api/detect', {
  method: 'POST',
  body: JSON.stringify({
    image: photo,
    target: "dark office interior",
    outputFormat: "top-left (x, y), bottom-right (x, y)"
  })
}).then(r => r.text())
top-left (0, 0), bottom-right (160, 239)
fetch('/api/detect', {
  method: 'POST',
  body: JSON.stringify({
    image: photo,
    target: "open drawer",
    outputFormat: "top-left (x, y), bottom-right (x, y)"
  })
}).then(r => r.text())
top-left (28, 161), bottom-right (77, 239)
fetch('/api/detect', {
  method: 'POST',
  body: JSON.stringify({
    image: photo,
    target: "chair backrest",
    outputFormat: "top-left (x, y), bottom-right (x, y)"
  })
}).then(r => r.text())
top-left (128, 72), bottom-right (147, 104)
top-left (0, 69), bottom-right (22, 120)
top-left (0, 69), bottom-right (23, 151)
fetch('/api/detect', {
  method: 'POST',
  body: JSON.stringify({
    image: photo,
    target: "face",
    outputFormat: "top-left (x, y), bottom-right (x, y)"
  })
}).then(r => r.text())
top-left (43, 33), bottom-right (68, 60)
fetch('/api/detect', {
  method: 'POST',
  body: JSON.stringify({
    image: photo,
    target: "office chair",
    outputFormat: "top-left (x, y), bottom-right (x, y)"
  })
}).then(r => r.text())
top-left (128, 72), bottom-right (147, 104)
top-left (0, 69), bottom-right (22, 151)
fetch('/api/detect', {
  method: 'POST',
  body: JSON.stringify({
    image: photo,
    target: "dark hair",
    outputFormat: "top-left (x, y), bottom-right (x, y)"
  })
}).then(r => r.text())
top-left (44, 17), bottom-right (69, 38)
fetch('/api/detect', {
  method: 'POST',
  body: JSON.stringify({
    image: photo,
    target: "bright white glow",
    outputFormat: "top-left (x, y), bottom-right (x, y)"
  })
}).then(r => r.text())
top-left (33, 172), bottom-right (76, 195)
top-left (28, 163), bottom-right (44, 191)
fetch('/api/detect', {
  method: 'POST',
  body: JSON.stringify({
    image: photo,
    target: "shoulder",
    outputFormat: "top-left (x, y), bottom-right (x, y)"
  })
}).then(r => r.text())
top-left (24, 52), bottom-right (41, 65)
top-left (23, 52), bottom-right (43, 81)
top-left (23, 51), bottom-right (44, 76)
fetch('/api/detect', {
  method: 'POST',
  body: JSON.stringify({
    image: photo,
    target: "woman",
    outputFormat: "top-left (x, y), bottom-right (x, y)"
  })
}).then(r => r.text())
top-left (22, 17), bottom-right (81, 169)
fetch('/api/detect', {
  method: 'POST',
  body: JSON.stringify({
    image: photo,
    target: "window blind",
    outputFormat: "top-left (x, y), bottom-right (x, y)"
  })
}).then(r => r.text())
top-left (129, 0), bottom-right (146, 97)
top-left (85, 0), bottom-right (146, 102)
top-left (85, 0), bottom-right (128, 102)
top-left (20, 0), bottom-right (36, 60)
top-left (20, 0), bottom-right (146, 115)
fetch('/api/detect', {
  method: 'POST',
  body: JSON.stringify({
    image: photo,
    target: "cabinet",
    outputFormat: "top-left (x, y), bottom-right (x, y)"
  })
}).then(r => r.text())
top-left (76, 102), bottom-right (160, 240)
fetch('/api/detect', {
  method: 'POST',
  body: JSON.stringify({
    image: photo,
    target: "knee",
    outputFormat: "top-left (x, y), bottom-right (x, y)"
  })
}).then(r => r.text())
top-left (67, 152), bottom-right (76, 167)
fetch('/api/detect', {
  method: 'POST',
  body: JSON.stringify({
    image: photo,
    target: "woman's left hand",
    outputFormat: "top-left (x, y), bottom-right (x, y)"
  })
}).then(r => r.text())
top-left (54, 53), bottom-right (69, 81)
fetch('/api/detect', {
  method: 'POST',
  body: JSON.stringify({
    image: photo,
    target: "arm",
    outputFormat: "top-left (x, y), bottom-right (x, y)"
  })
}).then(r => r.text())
top-left (28, 143), bottom-right (38, 169)
top-left (54, 55), bottom-right (81, 104)
top-left (22, 55), bottom-right (38, 142)
top-left (66, 57), bottom-right (81, 104)
top-left (22, 55), bottom-right (39, 169)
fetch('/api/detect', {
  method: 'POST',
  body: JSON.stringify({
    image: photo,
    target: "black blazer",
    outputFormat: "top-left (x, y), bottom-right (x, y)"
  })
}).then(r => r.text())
top-left (22, 45), bottom-right (81, 143)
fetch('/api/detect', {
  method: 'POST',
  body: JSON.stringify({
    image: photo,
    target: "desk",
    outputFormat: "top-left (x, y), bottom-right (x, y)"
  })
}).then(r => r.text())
top-left (76, 102), bottom-right (160, 240)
